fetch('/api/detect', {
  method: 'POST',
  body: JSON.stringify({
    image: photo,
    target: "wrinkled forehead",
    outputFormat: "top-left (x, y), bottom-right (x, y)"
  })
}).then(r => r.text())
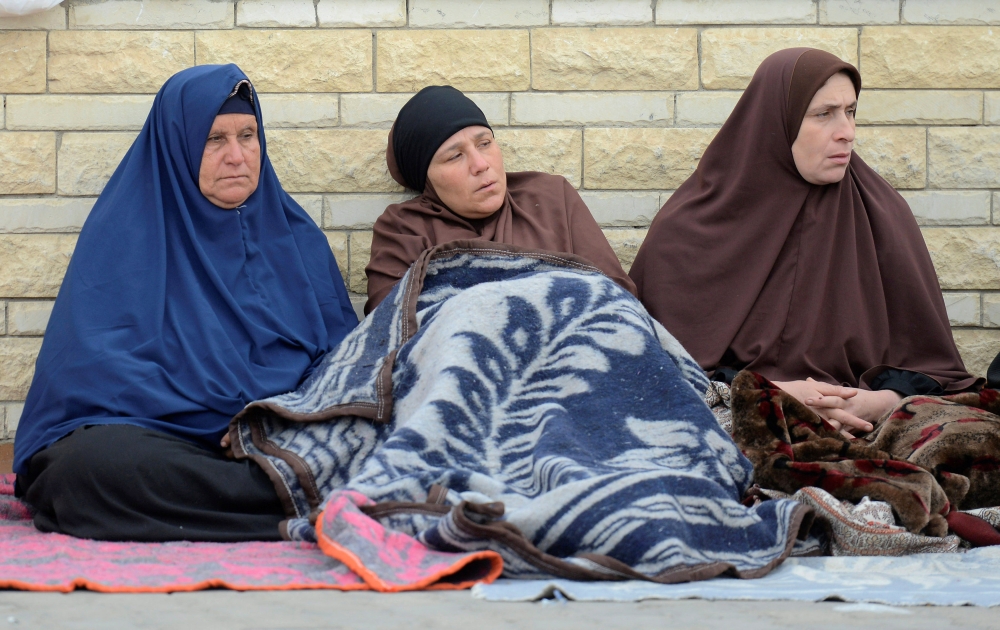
top-left (152, 65), bottom-right (262, 175)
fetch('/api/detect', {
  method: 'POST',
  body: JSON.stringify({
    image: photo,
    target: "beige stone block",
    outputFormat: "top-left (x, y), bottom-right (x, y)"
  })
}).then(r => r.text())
top-left (325, 231), bottom-right (349, 284)
top-left (0, 5), bottom-right (65, 29)
top-left (58, 133), bottom-right (137, 196)
top-left (675, 91), bottom-right (742, 126)
top-left (268, 129), bottom-right (401, 193)
top-left (0, 133), bottom-right (56, 195)
top-left (340, 93), bottom-right (509, 127)
top-left (603, 229), bottom-right (648, 274)
top-left (943, 292), bottom-right (981, 327)
top-left (922, 228), bottom-right (1000, 290)
top-left (258, 94), bottom-right (339, 128)
top-left (857, 91), bottom-right (982, 126)
top-left (903, 1), bottom-right (1000, 25)
top-left (982, 293), bottom-right (1000, 327)
top-left (900, 191), bottom-right (991, 226)
top-left (584, 128), bottom-right (717, 190)
top-left (532, 28), bottom-right (698, 91)
top-left (853, 127), bottom-right (926, 189)
top-left (952, 328), bottom-right (1000, 378)
top-left (325, 193), bottom-right (414, 229)
top-left (6, 95), bottom-right (154, 131)
top-left (8, 300), bottom-right (53, 336)
top-left (0, 198), bottom-right (95, 233)
top-left (929, 128), bottom-right (1000, 189)
top-left (553, 0), bottom-right (652, 26)
top-left (49, 31), bottom-right (194, 93)
top-left (409, 0), bottom-right (548, 27)
top-left (580, 192), bottom-right (661, 227)
top-left (70, 0), bottom-right (234, 29)
top-left (349, 231), bottom-right (373, 294)
top-left (349, 295), bottom-right (366, 320)
top-left (0, 32), bottom-right (45, 93)
top-left (0, 301), bottom-right (5, 335)
top-left (984, 92), bottom-right (1000, 125)
top-left (511, 93), bottom-right (673, 126)
top-left (0, 234), bottom-right (77, 298)
top-left (289, 194), bottom-right (322, 227)
top-left (993, 193), bottom-right (1000, 226)
top-left (317, 0), bottom-right (405, 27)
top-left (0, 338), bottom-right (41, 400)
top-left (702, 28), bottom-right (858, 90)
top-left (377, 30), bottom-right (529, 93)
top-left (861, 27), bottom-right (1000, 89)
top-left (197, 30), bottom-right (371, 93)
top-left (4, 403), bottom-right (24, 438)
top-left (237, 0), bottom-right (316, 27)
top-left (819, 0), bottom-right (900, 24)
top-left (493, 129), bottom-right (583, 188)
top-left (656, 0), bottom-right (817, 24)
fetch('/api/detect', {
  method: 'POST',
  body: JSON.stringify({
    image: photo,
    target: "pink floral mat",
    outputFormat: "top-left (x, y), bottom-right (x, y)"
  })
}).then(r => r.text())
top-left (0, 475), bottom-right (501, 593)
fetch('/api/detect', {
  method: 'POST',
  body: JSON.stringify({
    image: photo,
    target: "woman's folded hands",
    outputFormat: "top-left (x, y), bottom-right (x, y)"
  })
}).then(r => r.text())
top-left (772, 378), bottom-right (902, 438)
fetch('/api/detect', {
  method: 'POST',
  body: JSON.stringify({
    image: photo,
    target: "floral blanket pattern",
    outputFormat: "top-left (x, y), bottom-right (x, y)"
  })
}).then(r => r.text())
top-left (231, 242), bottom-right (811, 583)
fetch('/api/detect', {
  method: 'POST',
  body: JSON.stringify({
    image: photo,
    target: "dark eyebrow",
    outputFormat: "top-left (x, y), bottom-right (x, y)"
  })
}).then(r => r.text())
top-left (810, 100), bottom-right (858, 112)
top-left (438, 130), bottom-right (493, 155)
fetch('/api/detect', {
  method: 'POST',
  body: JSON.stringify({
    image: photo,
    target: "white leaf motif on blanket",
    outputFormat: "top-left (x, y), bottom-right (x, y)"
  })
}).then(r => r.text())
top-left (361, 273), bottom-right (652, 503)
top-left (243, 254), bottom-right (805, 579)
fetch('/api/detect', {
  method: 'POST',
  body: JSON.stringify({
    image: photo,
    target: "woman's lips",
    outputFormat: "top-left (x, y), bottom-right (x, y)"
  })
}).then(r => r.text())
top-left (477, 181), bottom-right (497, 192)
top-left (828, 153), bottom-right (851, 165)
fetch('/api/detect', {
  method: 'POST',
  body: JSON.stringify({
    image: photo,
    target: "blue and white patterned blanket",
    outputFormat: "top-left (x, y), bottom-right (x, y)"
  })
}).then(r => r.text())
top-left (231, 242), bottom-right (809, 582)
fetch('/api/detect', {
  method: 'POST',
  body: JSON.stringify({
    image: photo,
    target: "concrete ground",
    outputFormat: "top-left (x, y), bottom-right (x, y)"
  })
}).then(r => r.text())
top-left (0, 591), bottom-right (996, 630)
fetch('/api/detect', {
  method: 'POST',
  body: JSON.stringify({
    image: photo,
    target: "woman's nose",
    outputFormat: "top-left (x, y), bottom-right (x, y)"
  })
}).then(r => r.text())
top-left (223, 137), bottom-right (246, 164)
top-left (836, 113), bottom-right (855, 143)
top-left (469, 149), bottom-right (489, 173)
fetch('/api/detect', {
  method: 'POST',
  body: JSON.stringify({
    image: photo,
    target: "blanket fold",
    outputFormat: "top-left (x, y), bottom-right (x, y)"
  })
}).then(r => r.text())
top-left (231, 241), bottom-right (811, 584)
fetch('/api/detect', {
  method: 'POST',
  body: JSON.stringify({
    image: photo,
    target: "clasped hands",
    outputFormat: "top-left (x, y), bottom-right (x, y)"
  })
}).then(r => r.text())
top-left (771, 378), bottom-right (902, 438)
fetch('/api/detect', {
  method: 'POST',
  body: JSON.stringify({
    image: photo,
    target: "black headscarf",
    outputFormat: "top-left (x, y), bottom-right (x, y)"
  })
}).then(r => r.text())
top-left (388, 86), bottom-right (491, 192)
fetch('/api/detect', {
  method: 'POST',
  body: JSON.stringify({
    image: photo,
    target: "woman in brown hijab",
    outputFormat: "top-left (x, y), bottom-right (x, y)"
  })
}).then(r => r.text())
top-left (366, 85), bottom-right (634, 313)
top-left (629, 48), bottom-right (978, 435)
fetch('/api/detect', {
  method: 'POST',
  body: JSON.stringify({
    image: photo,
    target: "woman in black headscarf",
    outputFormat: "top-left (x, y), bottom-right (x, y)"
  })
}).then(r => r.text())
top-left (366, 85), bottom-right (634, 313)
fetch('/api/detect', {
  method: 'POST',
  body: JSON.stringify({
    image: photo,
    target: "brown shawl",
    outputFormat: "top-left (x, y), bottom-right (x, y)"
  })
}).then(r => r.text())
top-left (365, 171), bottom-right (636, 313)
top-left (629, 48), bottom-right (977, 391)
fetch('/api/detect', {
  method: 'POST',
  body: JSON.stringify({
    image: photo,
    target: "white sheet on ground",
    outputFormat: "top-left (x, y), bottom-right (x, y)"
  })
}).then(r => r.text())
top-left (472, 547), bottom-right (1000, 606)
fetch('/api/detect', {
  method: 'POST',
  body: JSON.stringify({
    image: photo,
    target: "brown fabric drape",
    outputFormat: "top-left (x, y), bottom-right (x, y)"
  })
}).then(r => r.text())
top-left (365, 171), bottom-right (636, 313)
top-left (629, 48), bottom-right (977, 391)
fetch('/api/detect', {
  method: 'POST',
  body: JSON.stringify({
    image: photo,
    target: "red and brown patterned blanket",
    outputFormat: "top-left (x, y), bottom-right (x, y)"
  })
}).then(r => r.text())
top-left (730, 371), bottom-right (1000, 541)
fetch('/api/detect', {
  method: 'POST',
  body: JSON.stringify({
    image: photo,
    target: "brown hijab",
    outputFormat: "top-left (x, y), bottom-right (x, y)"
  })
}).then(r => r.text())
top-left (365, 138), bottom-right (635, 314)
top-left (629, 48), bottom-right (977, 391)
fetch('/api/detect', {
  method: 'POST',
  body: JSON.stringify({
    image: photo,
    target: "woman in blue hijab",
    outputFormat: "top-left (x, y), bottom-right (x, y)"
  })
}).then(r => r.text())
top-left (13, 65), bottom-right (358, 541)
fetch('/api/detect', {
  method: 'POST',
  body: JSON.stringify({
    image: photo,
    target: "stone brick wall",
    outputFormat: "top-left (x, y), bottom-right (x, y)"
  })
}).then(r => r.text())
top-left (2, 0), bottom-right (1000, 442)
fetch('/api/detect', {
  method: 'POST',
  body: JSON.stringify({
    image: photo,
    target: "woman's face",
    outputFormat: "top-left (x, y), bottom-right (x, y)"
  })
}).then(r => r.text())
top-left (199, 113), bottom-right (261, 209)
top-left (791, 72), bottom-right (857, 185)
top-left (425, 126), bottom-right (507, 220)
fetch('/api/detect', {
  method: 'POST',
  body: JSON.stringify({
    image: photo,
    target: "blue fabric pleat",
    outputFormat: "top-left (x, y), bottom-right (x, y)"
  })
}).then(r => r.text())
top-left (13, 64), bottom-right (358, 475)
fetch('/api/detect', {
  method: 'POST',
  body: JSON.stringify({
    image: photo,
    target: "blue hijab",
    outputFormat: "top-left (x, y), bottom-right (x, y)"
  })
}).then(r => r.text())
top-left (14, 65), bottom-right (358, 475)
